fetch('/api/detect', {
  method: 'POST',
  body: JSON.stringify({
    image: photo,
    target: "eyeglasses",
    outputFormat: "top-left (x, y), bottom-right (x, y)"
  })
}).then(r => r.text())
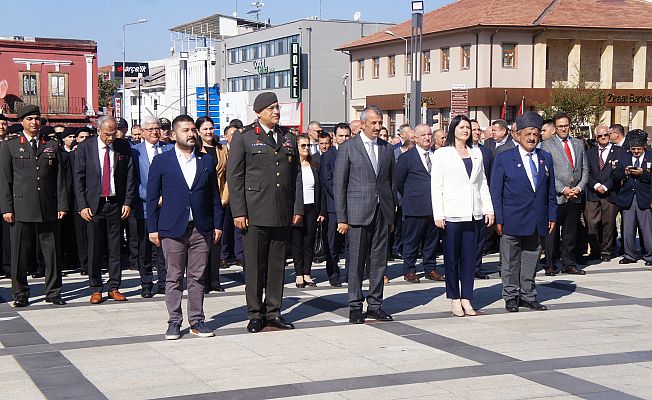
top-left (555, 124), bottom-right (570, 130)
top-left (143, 128), bottom-right (160, 132)
top-left (596, 134), bottom-right (608, 138)
top-left (314, 129), bottom-right (323, 133)
top-left (299, 144), bottom-right (310, 149)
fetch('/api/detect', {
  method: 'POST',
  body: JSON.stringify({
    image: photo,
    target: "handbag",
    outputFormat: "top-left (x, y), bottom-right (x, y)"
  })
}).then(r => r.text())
top-left (313, 221), bottom-right (327, 263)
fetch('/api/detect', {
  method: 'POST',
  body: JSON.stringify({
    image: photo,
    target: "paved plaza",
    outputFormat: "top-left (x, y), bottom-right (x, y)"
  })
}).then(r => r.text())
top-left (1, 254), bottom-right (652, 400)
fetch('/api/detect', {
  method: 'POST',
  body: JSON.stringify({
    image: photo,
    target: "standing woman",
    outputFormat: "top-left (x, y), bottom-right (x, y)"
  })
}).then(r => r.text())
top-left (431, 115), bottom-right (494, 317)
top-left (196, 116), bottom-right (229, 292)
top-left (292, 134), bottom-right (325, 287)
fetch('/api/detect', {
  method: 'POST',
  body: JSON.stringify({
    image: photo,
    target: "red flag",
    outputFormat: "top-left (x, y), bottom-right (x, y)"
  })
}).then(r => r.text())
top-left (518, 96), bottom-right (524, 115)
top-left (500, 90), bottom-right (507, 120)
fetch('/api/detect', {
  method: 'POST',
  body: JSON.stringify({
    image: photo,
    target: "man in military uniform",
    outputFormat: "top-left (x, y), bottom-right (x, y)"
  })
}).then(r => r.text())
top-left (0, 105), bottom-right (68, 306)
top-left (227, 92), bottom-right (303, 333)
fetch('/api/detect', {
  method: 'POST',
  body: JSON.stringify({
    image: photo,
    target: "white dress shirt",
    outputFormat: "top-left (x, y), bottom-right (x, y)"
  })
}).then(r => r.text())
top-left (146, 141), bottom-right (161, 164)
top-left (301, 165), bottom-right (315, 204)
top-left (415, 145), bottom-right (433, 172)
top-left (518, 145), bottom-right (538, 191)
top-left (259, 121), bottom-right (276, 144)
top-left (359, 133), bottom-right (378, 163)
top-left (593, 143), bottom-right (612, 192)
top-left (175, 147), bottom-right (197, 221)
top-left (97, 138), bottom-right (116, 196)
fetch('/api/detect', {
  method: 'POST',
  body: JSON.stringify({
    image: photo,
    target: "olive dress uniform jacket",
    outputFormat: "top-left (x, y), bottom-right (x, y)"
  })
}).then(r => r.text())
top-left (227, 121), bottom-right (303, 226)
top-left (0, 133), bottom-right (68, 222)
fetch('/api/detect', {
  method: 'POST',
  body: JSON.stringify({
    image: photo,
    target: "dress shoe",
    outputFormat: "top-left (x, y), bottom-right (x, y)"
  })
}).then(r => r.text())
top-left (234, 259), bottom-right (243, 267)
top-left (544, 268), bottom-right (557, 276)
top-left (247, 318), bottom-right (265, 333)
top-left (586, 253), bottom-right (601, 261)
top-left (392, 252), bottom-right (403, 260)
top-left (204, 287), bottom-right (211, 294)
top-left (266, 316), bottom-right (294, 330)
top-left (329, 279), bottom-right (342, 287)
top-left (90, 292), bottom-right (102, 304)
top-left (45, 296), bottom-right (66, 305)
top-left (403, 272), bottom-right (420, 283)
top-left (601, 256), bottom-right (612, 262)
top-left (645, 260), bottom-right (652, 267)
top-left (31, 272), bottom-right (45, 279)
top-left (519, 299), bottom-right (547, 310)
top-left (349, 309), bottom-right (365, 324)
top-left (460, 299), bottom-right (477, 316)
top-left (107, 290), bottom-right (127, 301)
top-left (212, 284), bottom-right (225, 292)
top-left (451, 299), bottom-right (465, 317)
top-left (563, 266), bottom-right (586, 275)
top-left (219, 260), bottom-right (229, 269)
top-left (474, 271), bottom-right (490, 279)
top-left (505, 298), bottom-right (519, 312)
top-left (141, 288), bottom-right (153, 298)
top-left (13, 297), bottom-right (28, 307)
top-left (366, 308), bottom-right (393, 321)
top-left (156, 287), bottom-right (166, 295)
top-left (424, 270), bottom-right (445, 281)
top-left (619, 257), bottom-right (636, 264)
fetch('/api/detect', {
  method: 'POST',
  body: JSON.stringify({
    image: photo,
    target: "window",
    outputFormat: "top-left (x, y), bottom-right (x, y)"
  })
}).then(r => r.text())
top-left (372, 57), bottom-right (380, 79)
top-left (21, 73), bottom-right (38, 96)
top-left (50, 75), bottom-right (66, 97)
top-left (388, 55), bottom-right (396, 77)
top-left (441, 48), bottom-right (450, 72)
top-left (502, 43), bottom-right (516, 68)
top-left (227, 70), bottom-right (290, 92)
top-left (357, 59), bottom-right (364, 80)
top-left (422, 51), bottom-right (431, 74)
top-left (461, 45), bottom-right (471, 69)
top-left (227, 35), bottom-right (299, 64)
top-left (405, 54), bottom-right (412, 76)
top-left (131, 96), bottom-right (137, 106)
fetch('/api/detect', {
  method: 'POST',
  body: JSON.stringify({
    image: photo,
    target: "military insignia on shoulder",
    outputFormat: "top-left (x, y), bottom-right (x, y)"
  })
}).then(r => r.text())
top-left (4, 133), bottom-right (19, 141)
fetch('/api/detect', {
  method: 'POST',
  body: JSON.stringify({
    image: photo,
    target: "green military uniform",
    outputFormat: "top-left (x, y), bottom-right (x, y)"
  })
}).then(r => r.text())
top-left (0, 131), bottom-right (68, 303)
top-left (227, 120), bottom-right (303, 320)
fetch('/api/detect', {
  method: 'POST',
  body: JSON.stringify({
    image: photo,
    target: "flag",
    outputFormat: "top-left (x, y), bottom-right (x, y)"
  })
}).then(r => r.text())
top-left (518, 96), bottom-right (525, 115)
top-left (500, 90), bottom-right (507, 120)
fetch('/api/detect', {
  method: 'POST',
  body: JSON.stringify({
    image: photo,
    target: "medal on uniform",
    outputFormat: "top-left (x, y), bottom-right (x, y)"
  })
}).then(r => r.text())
top-left (19, 136), bottom-right (25, 145)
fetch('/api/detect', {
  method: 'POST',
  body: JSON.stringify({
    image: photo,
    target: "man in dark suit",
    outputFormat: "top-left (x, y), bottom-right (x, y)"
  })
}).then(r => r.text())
top-left (320, 123), bottom-right (351, 287)
top-left (491, 112), bottom-right (557, 312)
top-left (74, 116), bottom-right (136, 304)
top-left (610, 124), bottom-right (629, 149)
top-left (613, 130), bottom-right (652, 266)
top-left (472, 119), bottom-right (495, 278)
top-left (147, 114), bottom-right (223, 340)
top-left (335, 106), bottom-right (397, 324)
top-left (396, 124), bottom-right (444, 283)
top-left (70, 128), bottom-right (91, 276)
top-left (585, 125), bottom-right (622, 262)
top-left (0, 114), bottom-right (10, 278)
top-left (0, 105), bottom-right (68, 307)
top-left (483, 120), bottom-right (509, 156)
top-left (227, 92), bottom-right (303, 333)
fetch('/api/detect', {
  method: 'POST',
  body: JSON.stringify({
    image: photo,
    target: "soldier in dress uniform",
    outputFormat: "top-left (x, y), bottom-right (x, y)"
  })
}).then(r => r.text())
top-left (227, 92), bottom-right (303, 333)
top-left (0, 105), bottom-right (68, 306)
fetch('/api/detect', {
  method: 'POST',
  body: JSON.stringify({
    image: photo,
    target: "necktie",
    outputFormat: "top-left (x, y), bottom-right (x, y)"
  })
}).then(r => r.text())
top-left (425, 152), bottom-right (432, 174)
top-left (563, 139), bottom-right (574, 169)
top-left (101, 146), bottom-right (111, 197)
top-left (30, 138), bottom-right (37, 154)
top-left (268, 130), bottom-right (276, 147)
top-left (366, 141), bottom-right (378, 175)
top-left (154, 144), bottom-right (160, 156)
top-left (634, 157), bottom-right (640, 169)
top-left (598, 147), bottom-right (605, 170)
top-left (527, 153), bottom-right (538, 189)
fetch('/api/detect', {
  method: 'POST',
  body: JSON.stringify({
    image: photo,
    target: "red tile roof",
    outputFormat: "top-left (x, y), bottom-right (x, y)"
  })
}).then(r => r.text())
top-left (339, 0), bottom-right (652, 50)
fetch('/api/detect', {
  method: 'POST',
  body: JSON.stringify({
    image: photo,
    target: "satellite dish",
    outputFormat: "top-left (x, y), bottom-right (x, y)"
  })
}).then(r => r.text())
top-left (0, 80), bottom-right (7, 99)
top-left (353, 11), bottom-right (361, 22)
top-left (232, 11), bottom-right (238, 17)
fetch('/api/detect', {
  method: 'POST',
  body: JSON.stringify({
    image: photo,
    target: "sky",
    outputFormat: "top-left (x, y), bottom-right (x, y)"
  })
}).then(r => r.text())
top-left (3, 0), bottom-right (452, 65)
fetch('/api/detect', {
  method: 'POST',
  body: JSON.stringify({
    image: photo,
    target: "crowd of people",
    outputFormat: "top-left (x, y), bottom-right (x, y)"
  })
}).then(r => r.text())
top-left (0, 90), bottom-right (649, 338)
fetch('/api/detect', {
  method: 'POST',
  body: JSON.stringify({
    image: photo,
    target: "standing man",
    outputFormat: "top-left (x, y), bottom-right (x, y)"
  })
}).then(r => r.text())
top-left (585, 125), bottom-right (622, 262)
top-left (491, 112), bottom-right (556, 312)
top-left (0, 105), bottom-right (68, 306)
top-left (0, 114), bottom-right (10, 278)
top-left (541, 119), bottom-right (556, 142)
top-left (71, 128), bottom-right (91, 276)
top-left (116, 118), bottom-right (129, 139)
top-left (393, 123), bottom-right (414, 149)
top-left (335, 106), bottom-right (396, 324)
top-left (321, 122), bottom-right (351, 287)
top-left (0, 114), bottom-right (8, 137)
top-left (74, 116), bottom-right (136, 303)
top-left (541, 112), bottom-right (588, 275)
top-left (471, 119), bottom-right (495, 278)
top-left (147, 115), bottom-right (223, 340)
top-left (610, 124), bottom-right (628, 148)
top-left (396, 124), bottom-right (444, 283)
top-left (349, 120), bottom-right (362, 136)
top-left (227, 92), bottom-right (303, 333)
top-left (307, 121), bottom-right (322, 155)
top-left (432, 128), bottom-right (446, 151)
top-left (159, 118), bottom-right (173, 144)
top-left (484, 120), bottom-right (510, 155)
top-left (220, 126), bottom-right (244, 267)
top-left (318, 132), bottom-right (332, 156)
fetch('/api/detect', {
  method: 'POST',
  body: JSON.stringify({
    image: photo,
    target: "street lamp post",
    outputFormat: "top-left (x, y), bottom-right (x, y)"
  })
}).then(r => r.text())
top-left (385, 30), bottom-right (409, 124)
top-left (122, 18), bottom-right (147, 119)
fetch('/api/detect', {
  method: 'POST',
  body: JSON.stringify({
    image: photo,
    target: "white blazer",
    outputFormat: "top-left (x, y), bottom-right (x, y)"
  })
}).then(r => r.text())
top-left (431, 146), bottom-right (493, 222)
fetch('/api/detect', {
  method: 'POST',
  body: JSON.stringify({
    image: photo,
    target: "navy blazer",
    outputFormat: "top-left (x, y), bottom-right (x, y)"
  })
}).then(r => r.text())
top-left (146, 149), bottom-right (223, 238)
top-left (477, 143), bottom-right (493, 186)
top-left (586, 144), bottom-right (622, 203)
top-left (320, 146), bottom-right (338, 214)
top-left (613, 149), bottom-right (652, 210)
top-left (490, 147), bottom-right (557, 237)
top-left (131, 140), bottom-right (173, 219)
top-left (396, 147), bottom-right (432, 217)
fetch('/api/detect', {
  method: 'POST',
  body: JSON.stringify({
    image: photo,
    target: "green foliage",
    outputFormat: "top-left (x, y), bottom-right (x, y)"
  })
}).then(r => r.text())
top-left (98, 76), bottom-right (119, 109)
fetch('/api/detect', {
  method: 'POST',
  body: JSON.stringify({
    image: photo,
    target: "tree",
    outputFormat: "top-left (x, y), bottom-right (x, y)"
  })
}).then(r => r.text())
top-left (98, 76), bottom-right (118, 110)
top-left (537, 72), bottom-right (605, 136)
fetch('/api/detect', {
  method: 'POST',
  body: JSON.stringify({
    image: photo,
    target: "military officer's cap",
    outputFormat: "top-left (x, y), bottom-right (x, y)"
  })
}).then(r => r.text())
top-left (159, 117), bottom-right (171, 128)
top-left (626, 129), bottom-right (648, 148)
top-left (253, 92), bottom-right (278, 113)
top-left (75, 126), bottom-right (93, 136)
top-left (515, 111), bottom-right (544, 131)
top-left (16, 105), bottom-right (41, 120)
top-left (63, 127), bottom-right (77, 137)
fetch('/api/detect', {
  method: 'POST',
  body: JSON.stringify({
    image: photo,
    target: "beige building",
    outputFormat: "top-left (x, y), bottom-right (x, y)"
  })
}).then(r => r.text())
top-left (339, 0), bottom-right (652, 134)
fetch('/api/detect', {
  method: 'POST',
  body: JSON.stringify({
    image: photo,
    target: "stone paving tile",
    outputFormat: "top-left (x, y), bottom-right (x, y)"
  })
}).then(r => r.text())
top-left (0, 356), bottom-right (45, 399)
top-left (560, 363), bottom-right (652, 399)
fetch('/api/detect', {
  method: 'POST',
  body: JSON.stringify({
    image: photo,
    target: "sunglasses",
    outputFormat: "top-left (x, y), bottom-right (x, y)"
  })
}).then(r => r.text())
top-left (299, 144), bottom-right (310, 149)
top-left (596, 134), bottom-right (608, 138)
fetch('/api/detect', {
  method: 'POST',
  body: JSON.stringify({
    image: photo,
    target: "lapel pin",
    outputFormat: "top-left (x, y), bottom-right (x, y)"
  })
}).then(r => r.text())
top-left (517, 163), bottom-right (521, 168)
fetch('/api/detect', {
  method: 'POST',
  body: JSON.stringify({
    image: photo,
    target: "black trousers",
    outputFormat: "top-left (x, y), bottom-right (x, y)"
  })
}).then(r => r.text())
top-left (204, 236), bottom-right (223, 291)
top-left (220, 205), bottom-right (244, 262)
top-left (390, 206), bottom-right (403, 255)
top-left (1, 219), bottom-right (11, 276)
top-left (127, 214), bottom-right (140, 269)
top-left (87, 199), bottom-right (122, 293)
top-left (326, 212), bottom-right (348, 279)
top-left (402, 215), bottom-right (439, 275)
top-left (74, 213), bottom-right (88, 273)
top-left (59, 212), bottom-right (79, 269)
top-left (131, 217), bottom-right (166, 289)
top-left (545, 202), bottom-right (580, 269)
top-left (243, 225), bottom-right (290, 320)
top-left (291, 203), bottom-right (316, 276)
top-left (11, 221), bottom-right (61, 300)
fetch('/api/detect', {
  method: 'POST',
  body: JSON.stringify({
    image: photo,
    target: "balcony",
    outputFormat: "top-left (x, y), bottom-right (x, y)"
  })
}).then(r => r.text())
top-left (1, 95), bottom-right (89, 115)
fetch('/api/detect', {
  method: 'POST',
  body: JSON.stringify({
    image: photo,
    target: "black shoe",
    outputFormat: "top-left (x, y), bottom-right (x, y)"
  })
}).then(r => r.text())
top-left (213, 284), bottom-right (225, 292)
top-left (505, 298), bottom-right (519, 312)
top-left (31, 272), bottom-right (45, 279)
top-left (80, 269), bottom-right (88, 276)
top-left (392, 253), bottom-right (403, 260)
top-left (645, 261), bottom-right (652, 267)
top-left (544, 268), bottom-right (557, 276)
top-left (386, 254), bottom-right (395, 261)
top-left (349, 309), bottom-right (365, 324)
top-left (266, 316), bottom-right (294, 330)
top-left (474, 271), bottom-right (489, 279)
top-left (13, 297), bottom-right (28, 307)
top-left (619, 257), bottom-right (636, 264)
top-left (157, 287), bottom-right (166, 295)
top-left (141, 288), bottom-right (153, 298)
top-left (246, 318), bottom-right (265, 333)
top-left (519, 299), bottom-right (547, 310)
top-left (329, 279), bottom-right (342, 287)
top-left (563, 266), bottom-right (586, 275)
top-left (204, 287), bottom-right (211, 294)
top-left (366, 308), bottom-right (393, 321)
top-left (586, 253), bottom-right (601, 261)
top-left (601, 256), bottom-right (612, 262)
top-left (45, 296), bottom-right (66, 305)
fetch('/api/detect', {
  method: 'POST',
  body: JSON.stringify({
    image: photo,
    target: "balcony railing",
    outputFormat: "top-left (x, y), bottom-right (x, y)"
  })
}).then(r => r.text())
top-left (1, 96), bottom-right (89, 115)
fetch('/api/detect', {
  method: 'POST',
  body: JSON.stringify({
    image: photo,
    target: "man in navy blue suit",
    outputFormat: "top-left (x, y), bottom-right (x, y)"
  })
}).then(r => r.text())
top-left (491, 112), bottom-right (557, 313)
top-left (147, 115), bottom-right (223, 340)
top-left (396, 124), bottom-right (444, 283)
top-left (613, 129), bottom-right (652, 266)
top-left (471, 119), bottom-right (494, 279)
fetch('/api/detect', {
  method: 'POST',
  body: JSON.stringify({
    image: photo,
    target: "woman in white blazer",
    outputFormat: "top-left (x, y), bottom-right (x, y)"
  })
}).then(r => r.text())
top-left (431, 115), bottom-right (494, 317)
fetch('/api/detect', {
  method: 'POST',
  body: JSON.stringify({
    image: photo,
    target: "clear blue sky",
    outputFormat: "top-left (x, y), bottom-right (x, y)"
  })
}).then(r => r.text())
top-left (3, 0), bottom-right (452, 65)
